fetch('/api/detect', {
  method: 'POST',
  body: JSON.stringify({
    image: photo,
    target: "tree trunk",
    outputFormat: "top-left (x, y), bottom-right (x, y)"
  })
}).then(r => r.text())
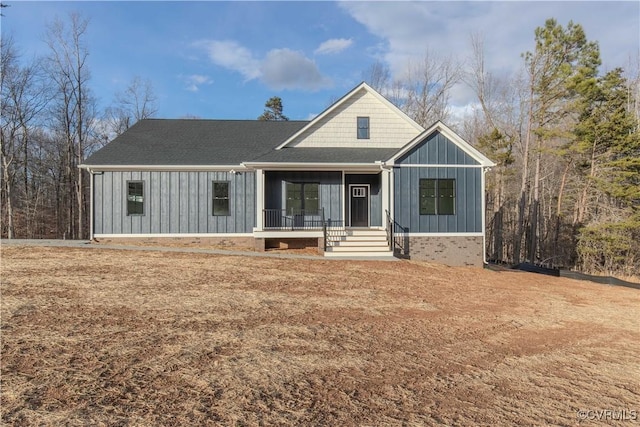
top-left (2, 153), bottom-right (14, 239)
top-left (514, 107), bottom-right (534, 263)
top-left (528, 199), bottom-right (540, 262)
top-left (492, 169), bottom-right (504, 261)
top-left (528, 138), bottom-right (542, 262)
top-left (553, 160), bottom-right (571, 263)
top-left (575, 137), bottom-right (599, 225)
top-left (76, 47), bottom-right (84, 240)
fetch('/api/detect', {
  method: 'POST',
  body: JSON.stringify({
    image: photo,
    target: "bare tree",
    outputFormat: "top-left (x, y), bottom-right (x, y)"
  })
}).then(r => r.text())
top-left (465, 34), bottom-right (522, 262)
top-left (44, 12), bottom-right (96, 239)
top-left (402, 49), bottom-right (462, 127)
top-left (362, 60), bottom-right (390, 93)
top-left (0, 36), bottom-right (19, 238)
top-left (105, 75), bottom-right (157, 137)
top-left (625, 53), bottom-right (640, 126)
top-left (362, 60), bottom-right (408, 109)
top-left (467, 34), bottom-right (498, 129)
top-left (1, 36), bottom-right (50, 238)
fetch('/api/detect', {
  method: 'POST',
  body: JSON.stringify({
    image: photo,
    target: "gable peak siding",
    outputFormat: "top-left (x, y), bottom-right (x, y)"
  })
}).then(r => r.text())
top-left (396, 131), bottom-right (479, 166)
top-left (289, 89), bottom-right (421, 148)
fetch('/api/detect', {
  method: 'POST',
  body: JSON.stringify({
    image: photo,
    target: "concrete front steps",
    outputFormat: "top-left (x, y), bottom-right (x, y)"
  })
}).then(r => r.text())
top-left (324, 229), bottom-right (395, 258)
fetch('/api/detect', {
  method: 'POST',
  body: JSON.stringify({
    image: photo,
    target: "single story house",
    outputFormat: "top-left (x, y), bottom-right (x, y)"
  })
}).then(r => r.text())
top-left (80, 82), bottom-right (495, 265)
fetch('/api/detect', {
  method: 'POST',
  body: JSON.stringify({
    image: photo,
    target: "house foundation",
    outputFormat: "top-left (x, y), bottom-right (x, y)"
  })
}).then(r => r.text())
top-left (93, 236), bottom-right (255, 251)
top-left (397, 235), bottom-right (484, 267)
top-left (264, 238), bottom-right (319, 250)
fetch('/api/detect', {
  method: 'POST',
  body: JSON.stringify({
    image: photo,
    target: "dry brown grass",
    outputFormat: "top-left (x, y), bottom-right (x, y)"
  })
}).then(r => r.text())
top-left (1, 246), bottom-right (639, 426)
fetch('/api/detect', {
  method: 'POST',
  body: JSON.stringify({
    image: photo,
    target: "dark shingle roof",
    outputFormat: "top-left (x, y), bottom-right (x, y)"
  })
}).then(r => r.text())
top-left (84, 119), bottom-right (309, 165)
top-left (250, 147), bottom-right (399, 164)
top-left (84, 118), bottom-right (401, 166)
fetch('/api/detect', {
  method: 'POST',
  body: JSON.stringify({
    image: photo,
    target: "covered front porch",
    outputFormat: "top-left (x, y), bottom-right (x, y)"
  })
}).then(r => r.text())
top-left (256, 170), bottom-right (389, 229)
top-left (252, 168), bottom-right (395, 257)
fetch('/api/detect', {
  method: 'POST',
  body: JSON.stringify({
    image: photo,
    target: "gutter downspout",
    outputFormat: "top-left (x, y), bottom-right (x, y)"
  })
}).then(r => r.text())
top-left (89, 168), bottom-right (93, 241)
top-left (79, 165), bottom-right (102, 242)
top-left (481, 166), bottom-right (491, 265)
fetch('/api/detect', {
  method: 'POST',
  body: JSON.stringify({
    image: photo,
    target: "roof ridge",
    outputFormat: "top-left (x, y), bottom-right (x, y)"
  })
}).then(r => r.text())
top-left (140, 118), bottom-right (310, 123)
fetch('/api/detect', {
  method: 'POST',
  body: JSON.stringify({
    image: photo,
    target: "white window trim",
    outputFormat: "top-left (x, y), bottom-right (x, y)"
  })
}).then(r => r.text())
top-left (357, 116), bottom-right (370, 140)
top-left (212, 180), bottom-right (231, 216)
top-left (126, 180), bottom-right (145, 216)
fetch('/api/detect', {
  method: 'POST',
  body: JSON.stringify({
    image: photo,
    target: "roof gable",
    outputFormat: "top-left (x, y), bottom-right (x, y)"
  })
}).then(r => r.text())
top-left (391, 121), bottom-right (495, 167)
top-left (276, 82), bottom-right (424, 149)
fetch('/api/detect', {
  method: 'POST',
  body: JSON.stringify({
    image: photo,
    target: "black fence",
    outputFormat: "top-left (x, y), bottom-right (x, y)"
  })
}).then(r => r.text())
top-left (559, 270), bottom-right (640, 290)
top-left (489, 261), bottom-right (640, 290)
top-left (263, 209), bottom-right (324, 230)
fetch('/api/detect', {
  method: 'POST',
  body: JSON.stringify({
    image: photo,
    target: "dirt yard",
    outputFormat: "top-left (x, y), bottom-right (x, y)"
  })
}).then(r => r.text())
top-left (1, 246), bottom-right (639, 426)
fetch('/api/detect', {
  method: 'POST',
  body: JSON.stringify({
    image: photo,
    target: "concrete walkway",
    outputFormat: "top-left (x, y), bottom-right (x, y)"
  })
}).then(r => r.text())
top-left (1, 239), bottom-right (399, 262)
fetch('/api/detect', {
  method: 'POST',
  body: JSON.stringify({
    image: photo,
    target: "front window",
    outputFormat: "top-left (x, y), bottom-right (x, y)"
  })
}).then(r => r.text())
top-left (213, 181), bottom-right (230, 216)
top-left (286, 182), bottom-right (319, 213)
top-left (420, 178), bottom-right (455, 215)
top-left (127, 181), bottom-right (144, 216)
top-left (357, 116), bottom-right (370, 139)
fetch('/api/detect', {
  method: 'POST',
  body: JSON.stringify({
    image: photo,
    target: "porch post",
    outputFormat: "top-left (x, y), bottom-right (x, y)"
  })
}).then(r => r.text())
top-left (89, 168), bottom-right (94, 241)
top-left (381, 168), bottom-right (390, 224)
top-left (389, 167), bottom-right (395, 219)
top-left (341, 171), bottom-right (346, 227)
top-left (481, 167), bottom-right (488, 265)
top-left (255, 168), bottom-right (264, 231)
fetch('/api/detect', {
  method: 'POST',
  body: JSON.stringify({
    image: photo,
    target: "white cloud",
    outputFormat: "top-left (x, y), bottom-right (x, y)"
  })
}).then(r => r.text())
top-left (261, 48), bottom-right (332, 91)
top-left (339, 1), bottom-right (640, 108)
top-left (314, 38), bottom-right (353, 55)
top-left (195, 40), bottom-right (332, 91)
top-left (195, 40), bottom-right (261, 81)
top-left (182, 74), bottom-right (213, 92)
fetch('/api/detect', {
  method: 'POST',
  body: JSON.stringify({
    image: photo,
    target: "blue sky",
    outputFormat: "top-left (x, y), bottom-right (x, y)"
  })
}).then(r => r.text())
top-left (2, 1), bottom-right (639, 121)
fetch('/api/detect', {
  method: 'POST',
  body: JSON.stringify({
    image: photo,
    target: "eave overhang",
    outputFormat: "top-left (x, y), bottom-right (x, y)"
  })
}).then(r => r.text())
top-left (78, 164), bottom-right (246, 172)
top-left (241, 161), bottom-right (388, 172)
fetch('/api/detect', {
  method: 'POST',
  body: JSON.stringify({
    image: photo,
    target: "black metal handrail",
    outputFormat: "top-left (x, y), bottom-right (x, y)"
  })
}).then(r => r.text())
top-left (263, 208), bottom-right (325, 230)
top-left (385, 209), bottom-right (393, 251)
top-left (323, 220), bottom-right (327, 251)
top-left (385, 210), bottom-right (409, 255)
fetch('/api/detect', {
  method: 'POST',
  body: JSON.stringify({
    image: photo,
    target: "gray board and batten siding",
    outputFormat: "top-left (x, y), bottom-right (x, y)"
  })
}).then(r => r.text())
top-left (264, 171), bottom-right (343, 221)
top-left (93, 171), bottom-right (255, 235)
top-left (397, 131), bottom-right (478, 165)
top-left (394, 131), bottom-right (483, 233)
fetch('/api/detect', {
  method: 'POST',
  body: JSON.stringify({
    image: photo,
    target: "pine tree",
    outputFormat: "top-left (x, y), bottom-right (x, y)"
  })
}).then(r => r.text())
top-left (258, 96), bottom-right (289, 121)
top-left (574, 69), bottom-right (640, 275)
top-left (516, 18), bottom-right (601, 263)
